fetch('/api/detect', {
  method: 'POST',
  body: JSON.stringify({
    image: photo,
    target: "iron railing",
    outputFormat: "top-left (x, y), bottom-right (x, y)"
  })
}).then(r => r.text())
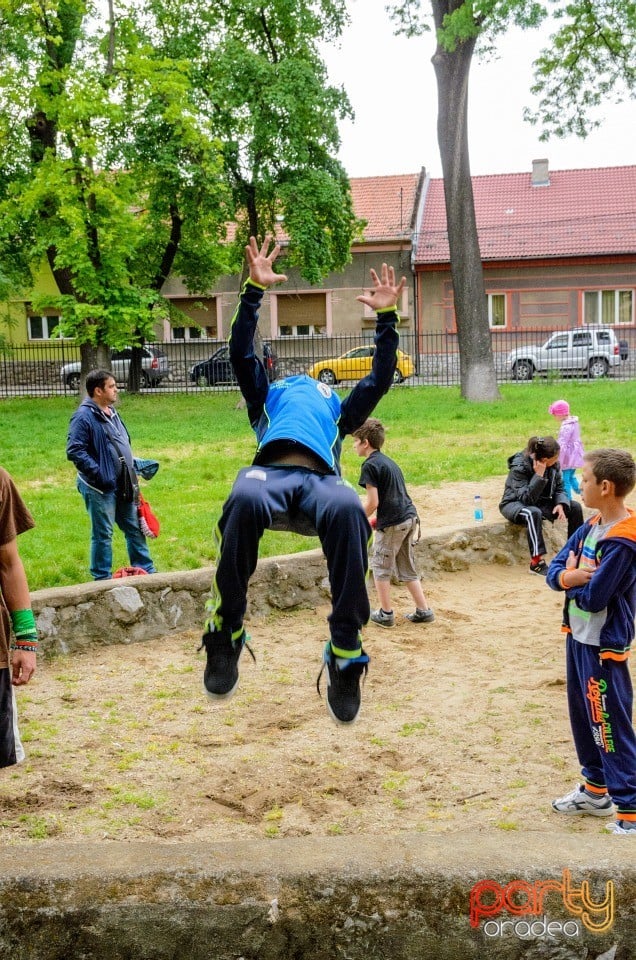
top-left (0, 326), bottom-right (634, 397)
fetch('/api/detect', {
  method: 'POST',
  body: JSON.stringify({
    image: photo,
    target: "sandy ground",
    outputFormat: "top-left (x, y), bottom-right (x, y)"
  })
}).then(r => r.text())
top-left (1, 477), bottom-right (628, 845)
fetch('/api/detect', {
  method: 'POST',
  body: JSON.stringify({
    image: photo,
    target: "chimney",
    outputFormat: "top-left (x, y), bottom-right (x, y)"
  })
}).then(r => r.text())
top-left (532, 158), bottom-right (550, 187)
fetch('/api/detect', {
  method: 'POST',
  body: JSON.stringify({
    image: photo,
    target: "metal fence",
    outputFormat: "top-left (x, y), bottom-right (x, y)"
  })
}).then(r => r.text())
top-left (1, 326), bottom-right (635, 397)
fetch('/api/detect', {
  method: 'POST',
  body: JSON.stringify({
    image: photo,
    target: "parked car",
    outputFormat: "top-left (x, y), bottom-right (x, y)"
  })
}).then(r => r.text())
top-left (189, 343), bottom-right (278, 386)
top-left (61, 346), bottom-right (170, 390)
top-left (307, 346), bottom-right (415, 385)
top-left (507, 327), bottom-right (628, 381)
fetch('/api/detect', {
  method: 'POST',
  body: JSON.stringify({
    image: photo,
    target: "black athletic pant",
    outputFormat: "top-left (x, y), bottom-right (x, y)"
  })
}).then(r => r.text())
top-left (206, 465), bottom-right (371, 653)
top-left (504, 499), bottom-right (584, 558)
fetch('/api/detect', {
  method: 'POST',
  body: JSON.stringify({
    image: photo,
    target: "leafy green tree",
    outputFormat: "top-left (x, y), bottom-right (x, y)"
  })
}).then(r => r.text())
top-left (147, 0), bottom-right (360, 286)
top-left (0, 0), bottom-right (234, 390)
top-left (0, 0), bottom-right (360, 391)
top-left (390, 0), bottom-right (634, 401)
top-left (525, 3), bottom-right (636, 139)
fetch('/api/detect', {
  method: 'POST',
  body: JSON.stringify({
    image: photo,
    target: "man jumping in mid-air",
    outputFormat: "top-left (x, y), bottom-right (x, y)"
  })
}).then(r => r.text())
top-left (200, 235), bottom-right (405, 725)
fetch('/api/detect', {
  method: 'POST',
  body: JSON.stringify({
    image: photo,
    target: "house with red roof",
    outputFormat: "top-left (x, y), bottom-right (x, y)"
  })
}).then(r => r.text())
top-left (159, 170), bottom-right (426, 343)
top-left (414, 160), bottom-right (636, 337)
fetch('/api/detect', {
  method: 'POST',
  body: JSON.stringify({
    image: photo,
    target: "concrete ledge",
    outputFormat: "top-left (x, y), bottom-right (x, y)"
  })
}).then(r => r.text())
top-left (31, 521), bottom-right (567, 657)
top-left (0, 834), bottom-right (632, 958)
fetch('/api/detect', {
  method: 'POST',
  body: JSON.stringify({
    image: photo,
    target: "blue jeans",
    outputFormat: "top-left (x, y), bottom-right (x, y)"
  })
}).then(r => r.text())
top-left (77, 476), bottom-right (156, 580)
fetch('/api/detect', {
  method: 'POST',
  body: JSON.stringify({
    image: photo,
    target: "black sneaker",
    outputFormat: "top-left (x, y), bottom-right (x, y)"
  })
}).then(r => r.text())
top-left (529, 559), bottom-right (549, 576)
top-left (317, 642), bottom-right (369, 725)
top-left (199, 628), bottom-right (254, 701)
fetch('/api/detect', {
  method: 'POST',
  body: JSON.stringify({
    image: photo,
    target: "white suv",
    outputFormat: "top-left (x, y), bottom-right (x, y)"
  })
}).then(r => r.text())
top-left (507, 327), bottom-right (628, 381)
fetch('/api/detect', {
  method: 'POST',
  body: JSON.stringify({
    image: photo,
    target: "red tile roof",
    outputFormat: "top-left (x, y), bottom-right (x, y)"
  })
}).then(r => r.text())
top-left (350, 171), bottom-right (424, 241)
top-left (223, 172), bottom-right (424, 247)
top-left (415, 165), bottom-right (636, 264)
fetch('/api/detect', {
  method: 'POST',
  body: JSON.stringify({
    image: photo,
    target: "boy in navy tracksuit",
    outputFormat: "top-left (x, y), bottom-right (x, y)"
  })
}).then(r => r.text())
top-left (547, 448), bottom-right (636, 835)
top-left (200, 236), bottom-right (405, 725)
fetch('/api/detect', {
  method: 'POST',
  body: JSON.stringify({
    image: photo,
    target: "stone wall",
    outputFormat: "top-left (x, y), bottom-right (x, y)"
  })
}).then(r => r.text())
top-left (31, 521), bottom-right (567, 657)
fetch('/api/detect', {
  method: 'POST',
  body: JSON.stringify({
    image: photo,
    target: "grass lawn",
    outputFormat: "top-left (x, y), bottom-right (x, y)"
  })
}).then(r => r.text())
top-left (3, 378), bottom-right (635, 590)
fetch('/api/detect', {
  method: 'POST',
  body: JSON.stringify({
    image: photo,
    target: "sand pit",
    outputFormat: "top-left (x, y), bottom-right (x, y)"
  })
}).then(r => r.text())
top-left (1, 477), bottom-right (628, 847)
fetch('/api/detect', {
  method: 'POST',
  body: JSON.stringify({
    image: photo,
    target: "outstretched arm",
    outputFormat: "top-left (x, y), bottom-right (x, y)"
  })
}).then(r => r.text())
top-left (229, 236), bottom-right (288, 426)
top-left (340, 264), bottom-right (404, 435)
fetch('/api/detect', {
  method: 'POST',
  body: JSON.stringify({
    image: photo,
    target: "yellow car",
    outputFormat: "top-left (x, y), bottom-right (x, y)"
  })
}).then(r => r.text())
top-left (307, 346), bottom-right (415, 385)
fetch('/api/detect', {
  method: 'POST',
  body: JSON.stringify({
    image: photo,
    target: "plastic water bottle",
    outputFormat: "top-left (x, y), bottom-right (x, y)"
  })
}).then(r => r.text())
top-left (473, 494), bottom-right (484, 522)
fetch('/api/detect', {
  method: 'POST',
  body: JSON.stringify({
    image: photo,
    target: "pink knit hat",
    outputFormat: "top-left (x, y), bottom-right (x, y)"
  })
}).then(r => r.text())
top-left (549, 400), bottom-right (570, 417)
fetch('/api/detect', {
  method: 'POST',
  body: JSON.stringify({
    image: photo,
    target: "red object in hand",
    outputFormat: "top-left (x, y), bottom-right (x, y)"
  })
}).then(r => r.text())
top-left (369, 517), bottom-right (377, 529)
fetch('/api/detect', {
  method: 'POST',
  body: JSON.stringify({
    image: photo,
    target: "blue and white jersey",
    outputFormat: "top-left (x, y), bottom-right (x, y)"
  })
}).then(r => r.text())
top-left (253, 375), bottom-right (342, 473)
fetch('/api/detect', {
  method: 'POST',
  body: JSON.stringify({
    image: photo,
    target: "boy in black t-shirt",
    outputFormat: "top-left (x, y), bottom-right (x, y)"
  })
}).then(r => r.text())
top-left (353, 419), bottom-right (434, 627)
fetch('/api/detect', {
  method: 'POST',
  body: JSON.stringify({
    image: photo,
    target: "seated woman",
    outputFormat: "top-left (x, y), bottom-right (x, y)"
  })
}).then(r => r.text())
top-left (499, 436), bottom-right (584, 576)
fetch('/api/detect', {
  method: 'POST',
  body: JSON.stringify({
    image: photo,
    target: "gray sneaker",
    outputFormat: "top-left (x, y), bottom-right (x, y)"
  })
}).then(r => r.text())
top-left (552, 784), bottom-right (614, 817)
top-left (370, 608), bottom-right (395, 628)
top-left (405, 608), bottom-right (435, 624)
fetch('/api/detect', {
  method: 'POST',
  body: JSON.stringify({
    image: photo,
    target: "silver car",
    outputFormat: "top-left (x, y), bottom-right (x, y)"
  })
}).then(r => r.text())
top-left (61, 346), bottom-right (170, 390)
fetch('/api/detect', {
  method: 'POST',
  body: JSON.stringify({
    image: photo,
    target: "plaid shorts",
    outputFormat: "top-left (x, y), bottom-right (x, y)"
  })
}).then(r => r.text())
top-left (370, 517), bottom-right (419, 581)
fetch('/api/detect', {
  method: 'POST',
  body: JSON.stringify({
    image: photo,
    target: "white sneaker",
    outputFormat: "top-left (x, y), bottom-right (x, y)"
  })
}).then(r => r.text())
top-left (605, 820), bottom-right (636, 835)
top-left (552, 784), bottom-right (614, 817)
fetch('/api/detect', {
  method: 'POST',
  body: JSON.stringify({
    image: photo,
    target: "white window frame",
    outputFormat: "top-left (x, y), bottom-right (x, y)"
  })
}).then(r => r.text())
top-left (27, 315), bottom-right (64, 340)
top-left (487, 293), bottom-right (506, 328)
top-left (583, 289), bottom-right (634, 326)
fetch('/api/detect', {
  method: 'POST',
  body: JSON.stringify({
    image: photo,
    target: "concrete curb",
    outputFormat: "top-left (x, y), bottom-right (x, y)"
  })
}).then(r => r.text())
top-left (0, 834), bottom-right (633, 958)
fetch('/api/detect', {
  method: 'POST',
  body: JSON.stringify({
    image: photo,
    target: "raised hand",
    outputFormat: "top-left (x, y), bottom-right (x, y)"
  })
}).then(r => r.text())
top-left (245, 235), bottom-right (288, 288)
top-left (356, 263), bottom-right (406, 312)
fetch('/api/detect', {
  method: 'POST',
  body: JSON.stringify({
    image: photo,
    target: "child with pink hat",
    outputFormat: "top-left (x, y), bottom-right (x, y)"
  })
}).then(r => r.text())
top-left (549, 399), bottom-right (584, 499)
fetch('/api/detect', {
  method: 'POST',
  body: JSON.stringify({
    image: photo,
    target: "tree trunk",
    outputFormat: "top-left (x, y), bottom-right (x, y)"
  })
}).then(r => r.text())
top-left (75, 342), bottom-right (110, 398)
top-left (432, 25), bottom-right (500, 402)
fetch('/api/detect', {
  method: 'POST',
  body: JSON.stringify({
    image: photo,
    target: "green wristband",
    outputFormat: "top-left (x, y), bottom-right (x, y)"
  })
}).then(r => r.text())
top-left (10, 609), bottom-right (37, 637)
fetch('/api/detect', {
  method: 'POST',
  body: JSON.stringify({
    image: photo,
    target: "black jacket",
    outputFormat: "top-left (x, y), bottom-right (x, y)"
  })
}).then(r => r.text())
top-left (499, 451), bottom-right (569, 523)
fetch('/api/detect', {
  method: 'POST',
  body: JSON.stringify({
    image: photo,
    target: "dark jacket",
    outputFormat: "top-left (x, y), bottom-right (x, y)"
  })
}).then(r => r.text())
top-left (228, 282), bottom-right (399, 475)
top-left (546, 511), bottom-right (636, 660)
top-left (66, 399), bottom-right (131, 494)
top-left (499, 451), bottom-right (569, 523)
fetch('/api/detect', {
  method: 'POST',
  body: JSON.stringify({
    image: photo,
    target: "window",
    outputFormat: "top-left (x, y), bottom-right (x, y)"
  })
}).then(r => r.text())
top-left (487, 294), bottom-right (506, 328)
top-left (584, 289), bottom-right (633, 325)
top-left (547, 334), bottom-right (569, 350)
top-left (27, 315), bottom-right (61, 340)
top-left (171, 326), bottom-right (207, 340)
top-left (277, 293), bottom-right (327, 336)
top-left (279, 324), bottom-right (324, 337)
